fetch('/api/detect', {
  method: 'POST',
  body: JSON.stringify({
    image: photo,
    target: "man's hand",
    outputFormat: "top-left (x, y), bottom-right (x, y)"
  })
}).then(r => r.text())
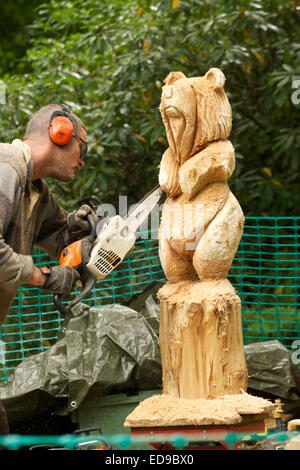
top-left (67, 204), bottom-right (98, 237)
top-left (30, 265), bottom-right (51, 287)
top-left (41, 265), bottom-right (80, 296)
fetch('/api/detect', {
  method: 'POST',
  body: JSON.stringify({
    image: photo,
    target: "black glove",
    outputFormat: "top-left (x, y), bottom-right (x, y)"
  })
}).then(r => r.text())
top-left (67, 204), bottom-right (98, 237)
top-left (42, 265), bottom-right (80, 296)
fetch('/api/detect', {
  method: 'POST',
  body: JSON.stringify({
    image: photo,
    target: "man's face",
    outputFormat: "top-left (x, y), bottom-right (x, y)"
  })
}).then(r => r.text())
top-left (74, 127), bottom-right (88, 162)
top-left (51, 126), bottom-right (87, 182)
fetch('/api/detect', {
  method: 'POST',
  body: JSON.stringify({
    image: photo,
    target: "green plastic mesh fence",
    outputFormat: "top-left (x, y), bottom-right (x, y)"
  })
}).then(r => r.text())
top-left (0, 217), bottom-right (299, 381)
top-left (0, 430), bottom-right (296, 450)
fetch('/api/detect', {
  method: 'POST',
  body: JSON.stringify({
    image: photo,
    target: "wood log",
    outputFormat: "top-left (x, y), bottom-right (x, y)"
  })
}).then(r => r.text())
top-left (158, 280), bottom-right (248, 399)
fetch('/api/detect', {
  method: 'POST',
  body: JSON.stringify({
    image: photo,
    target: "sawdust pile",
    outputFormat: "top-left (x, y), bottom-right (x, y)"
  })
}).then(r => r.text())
top-left (124, 392), bottom-right (274, 428)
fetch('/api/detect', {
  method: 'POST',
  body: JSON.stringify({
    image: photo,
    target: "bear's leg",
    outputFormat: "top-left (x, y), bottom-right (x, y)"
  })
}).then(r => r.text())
top-left (159, 236), bottom-right (197, 282)
top-left (192, 192), bottom-right (244, 280)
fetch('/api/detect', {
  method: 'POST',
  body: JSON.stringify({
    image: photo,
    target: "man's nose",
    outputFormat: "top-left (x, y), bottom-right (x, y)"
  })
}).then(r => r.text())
top-left (79, 158), bottom-right (85, 167)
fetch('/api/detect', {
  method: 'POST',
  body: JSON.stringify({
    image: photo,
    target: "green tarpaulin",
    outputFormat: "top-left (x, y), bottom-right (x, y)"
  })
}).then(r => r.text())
top-left (0, 298), bottom-right (162, 423)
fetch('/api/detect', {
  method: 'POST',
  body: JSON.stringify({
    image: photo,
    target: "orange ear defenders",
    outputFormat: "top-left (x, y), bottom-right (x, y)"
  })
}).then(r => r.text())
top-left (48, 105), bottom-right (78, 146)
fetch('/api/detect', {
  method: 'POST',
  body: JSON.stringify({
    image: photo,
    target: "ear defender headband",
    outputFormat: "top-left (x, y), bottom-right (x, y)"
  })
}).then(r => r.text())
top-left (48, 105), bottom-right (78, 146)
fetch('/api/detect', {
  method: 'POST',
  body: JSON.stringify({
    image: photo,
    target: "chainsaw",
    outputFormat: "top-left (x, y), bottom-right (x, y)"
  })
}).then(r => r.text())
top-left (53, 185), bottom-right (163, 314)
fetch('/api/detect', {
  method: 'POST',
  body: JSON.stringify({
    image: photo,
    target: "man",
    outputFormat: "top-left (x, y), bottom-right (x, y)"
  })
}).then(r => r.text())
top-left (0, 104), bottom-right (97, 435)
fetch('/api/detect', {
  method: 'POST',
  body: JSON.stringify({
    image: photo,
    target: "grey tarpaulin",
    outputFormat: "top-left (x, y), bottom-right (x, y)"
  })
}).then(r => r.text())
top-left (0, 301), bottom-right (162, 423)
top-left (245, 340), bottom-right (300, 400)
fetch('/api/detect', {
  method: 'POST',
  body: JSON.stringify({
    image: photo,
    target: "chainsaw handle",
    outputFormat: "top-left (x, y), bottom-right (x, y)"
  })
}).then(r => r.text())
top-left (86, 213), bottom-right (97, 242)
top-left (54, 213), bottom-right (97, 316)
top-left (53, 269), bottom-right (96, 315)
top-left (53, 294), bottom-right (67, 315)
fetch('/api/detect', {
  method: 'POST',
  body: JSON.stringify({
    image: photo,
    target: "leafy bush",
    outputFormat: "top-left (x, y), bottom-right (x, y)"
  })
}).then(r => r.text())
top-left (0, 0), bottom-right (299, 214)
top-left (0, 0), bottom-right (44, 75)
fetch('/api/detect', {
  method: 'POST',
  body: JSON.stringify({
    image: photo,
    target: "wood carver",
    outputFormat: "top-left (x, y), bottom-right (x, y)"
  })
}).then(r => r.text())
top-left (125, 69), bottom-right (274, 428)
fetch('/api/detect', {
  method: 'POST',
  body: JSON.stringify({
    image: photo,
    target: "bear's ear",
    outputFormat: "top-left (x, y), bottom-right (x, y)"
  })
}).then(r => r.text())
top-left (205, 68), bottom-right (226, 89)
top-left (164, 71), bottom-right (186, 85)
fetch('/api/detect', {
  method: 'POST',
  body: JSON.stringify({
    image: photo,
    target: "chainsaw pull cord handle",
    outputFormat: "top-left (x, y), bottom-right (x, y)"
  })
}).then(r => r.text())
top-left (53, 214), bottom-right (98, 315)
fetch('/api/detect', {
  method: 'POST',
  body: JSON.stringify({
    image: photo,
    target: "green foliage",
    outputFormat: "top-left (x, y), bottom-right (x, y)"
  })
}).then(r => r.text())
top-left (0, 0), bottom-right (44, 75)
top-left (0, 0), bottom-right (299, 214)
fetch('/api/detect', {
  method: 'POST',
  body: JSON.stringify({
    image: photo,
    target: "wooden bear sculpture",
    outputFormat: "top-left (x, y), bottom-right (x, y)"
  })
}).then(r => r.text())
top-left (157, 68), bottom-right (248, 399)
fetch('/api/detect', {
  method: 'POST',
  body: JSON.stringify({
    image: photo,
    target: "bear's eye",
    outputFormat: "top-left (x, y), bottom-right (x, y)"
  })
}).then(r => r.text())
top-left (165, 106), bottom-right (181, 118)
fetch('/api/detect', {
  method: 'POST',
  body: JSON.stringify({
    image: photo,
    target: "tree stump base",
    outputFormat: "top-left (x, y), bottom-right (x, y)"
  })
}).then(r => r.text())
top-left (124, 280), bottom-right (275, 429)
top-left (157, 279), bottom-right (248, 399)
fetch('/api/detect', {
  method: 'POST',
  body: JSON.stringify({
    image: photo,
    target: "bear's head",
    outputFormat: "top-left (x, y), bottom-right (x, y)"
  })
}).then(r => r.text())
top-left (159, 68), bottom-right (232, 165)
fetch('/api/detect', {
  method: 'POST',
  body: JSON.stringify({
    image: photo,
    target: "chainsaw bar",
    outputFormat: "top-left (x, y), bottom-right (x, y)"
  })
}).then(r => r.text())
top-left (125, 184), bottom-right (164, 234)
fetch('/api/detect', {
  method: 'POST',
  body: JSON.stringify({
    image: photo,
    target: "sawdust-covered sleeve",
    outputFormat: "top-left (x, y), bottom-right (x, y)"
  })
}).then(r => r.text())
top-left (34, 182), bottom-right (77, 261)
top-left (0, 163), bottom-right (34, 284)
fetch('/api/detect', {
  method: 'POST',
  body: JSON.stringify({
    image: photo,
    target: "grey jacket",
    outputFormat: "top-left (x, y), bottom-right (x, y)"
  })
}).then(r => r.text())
top-left (0, 140), bottom-right (76, 324)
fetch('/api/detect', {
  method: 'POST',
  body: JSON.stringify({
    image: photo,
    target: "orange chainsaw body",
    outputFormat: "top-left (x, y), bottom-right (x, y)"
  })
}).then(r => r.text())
top-left (59, 240), bottom-right (83, 268)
